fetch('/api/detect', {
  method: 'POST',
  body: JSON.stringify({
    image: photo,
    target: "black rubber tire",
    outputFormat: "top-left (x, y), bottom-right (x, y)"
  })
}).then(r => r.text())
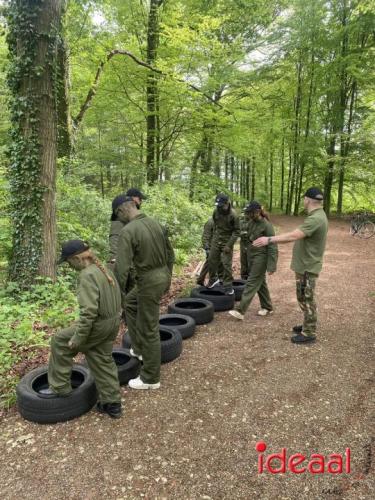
top-left (159, 314), bottom-right (196, 340)
top-left (160, 326), bottom-right (183, 363)
top-left (16, 364), bottom-right (97, 424)
top-left (190, 287), bottom-right (235, 311)
top-left (232, 279), bottom-right (247, 301)
top-left (122, 327), bottom-right (183, 363)
top-left (83, 347), bottom-right (140, 386)
top-left (167, 298), bottom-right (214, 324)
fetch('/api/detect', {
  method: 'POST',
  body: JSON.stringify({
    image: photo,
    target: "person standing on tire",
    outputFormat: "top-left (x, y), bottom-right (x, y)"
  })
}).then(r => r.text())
top-left (196, 217), bottom-right (224, 286)
top-left (239, 209), bottom-right (251, 280)
top-left (229, 201), bottom-right (278, 321)
top-left (115, 198), bottom-right (174, 390)
top-left (206, 193), bottom-right (240, 295)
top-left (253, 187), bottom-right (328, 344)
top-left (39, 240), bottom-right (122, 419)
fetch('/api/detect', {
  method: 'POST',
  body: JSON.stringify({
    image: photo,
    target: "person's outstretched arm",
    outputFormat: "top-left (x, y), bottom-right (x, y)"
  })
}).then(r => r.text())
top-left (253, 229), bottom-right (305, 247)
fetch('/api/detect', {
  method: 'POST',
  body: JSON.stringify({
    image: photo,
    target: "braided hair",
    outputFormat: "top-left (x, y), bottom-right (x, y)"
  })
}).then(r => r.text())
top-left (78, 250), bottom-right (115, 286)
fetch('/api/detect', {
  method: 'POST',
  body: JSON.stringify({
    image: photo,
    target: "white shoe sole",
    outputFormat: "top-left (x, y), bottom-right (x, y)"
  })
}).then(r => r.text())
top-left (257, 309), bottom-right (274, 316)
top-left (206, 279), bottom-right (220, 288)
top-left (228, 310), bottom-right (244, 320)
top-left (128, 381), bottom-right (160, 390)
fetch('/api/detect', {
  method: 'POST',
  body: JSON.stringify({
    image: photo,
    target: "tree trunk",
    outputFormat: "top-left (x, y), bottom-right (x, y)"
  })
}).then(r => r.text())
top-left (290, 56), bottom-right (303, 216)
top-left (7, 0), bottom-right (64, 286)
top-left (251, 157), bottom-right (256, 199)
top-left (246, 159), bottom-right (250, 200)
top-left (146, 0), bottom-right (163, 184)
top-left (324, 135), bottom-right (336, 216)
top-left (280, 135), bottom-right (285, 210)
top-left (295, 52), bottom-right (315, 215)
top-left (269, 150), bottom-right (273, 212)
top-left (57, 32), bottom-right (72, 158)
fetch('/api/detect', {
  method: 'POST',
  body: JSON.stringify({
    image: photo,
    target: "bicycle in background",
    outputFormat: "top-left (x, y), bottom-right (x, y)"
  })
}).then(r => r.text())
top-left (350, 212), bottom-right (375, 238)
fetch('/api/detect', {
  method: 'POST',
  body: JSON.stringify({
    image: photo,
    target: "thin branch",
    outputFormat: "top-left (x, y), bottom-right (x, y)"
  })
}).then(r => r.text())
top-left (73, 48), bottom-right (228, 129)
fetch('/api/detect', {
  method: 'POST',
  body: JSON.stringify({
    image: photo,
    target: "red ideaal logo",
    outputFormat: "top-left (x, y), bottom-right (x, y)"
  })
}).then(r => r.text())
top-left (256, 441), bottom-right (351, 474)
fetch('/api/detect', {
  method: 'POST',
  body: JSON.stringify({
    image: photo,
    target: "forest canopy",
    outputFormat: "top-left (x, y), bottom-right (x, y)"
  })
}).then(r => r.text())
top-left (0, 0), bottom-right (374, 285)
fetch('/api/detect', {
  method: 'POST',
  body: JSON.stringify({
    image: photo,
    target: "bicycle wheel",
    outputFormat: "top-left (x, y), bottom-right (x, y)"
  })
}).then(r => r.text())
top-left (358, 221), bottom-right (375, 239)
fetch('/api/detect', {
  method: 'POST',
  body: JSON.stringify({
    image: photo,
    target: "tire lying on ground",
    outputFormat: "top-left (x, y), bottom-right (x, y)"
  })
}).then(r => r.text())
top-left (190, 287), bottom-right (235, 311)
top-left (167, 298), bottom-right (214, 325)
top-left (232, 279), bottom-right (247, 301)
top-left (83, 347), bottom-right (140, 386)
top-left (16, 364), bottom-right (97, 424)
top-left (159, 314), bottom-right (196, 340)
top-left (122, 327), bottom-right (183, 363)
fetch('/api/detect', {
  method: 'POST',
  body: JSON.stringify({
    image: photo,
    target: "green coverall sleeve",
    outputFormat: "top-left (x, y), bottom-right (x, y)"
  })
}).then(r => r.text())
top-left (114, 229), bottom-right (134, 293)
top-left (265, 223), bottom-right (278, 273)
top-left (226, 214), bottom-right (240, 248)
top-left (202, 219), bottom-right (213, 249)
top-left (109, 232), bottom-right (119, 260)
top-left (71, 273), bottom-right (99, 346)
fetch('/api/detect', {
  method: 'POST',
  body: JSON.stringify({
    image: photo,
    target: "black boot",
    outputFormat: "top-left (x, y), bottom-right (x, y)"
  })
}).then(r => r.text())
top-left (97, 402), bottom-right (122, 419)
top-left (292, 325), bottom-right (303, 333)
top-left (291, 333), bottom-right (316, 344)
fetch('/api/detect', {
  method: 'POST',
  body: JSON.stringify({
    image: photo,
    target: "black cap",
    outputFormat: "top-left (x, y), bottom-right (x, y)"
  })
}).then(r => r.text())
top-left (304, 187), bottom-right (324, 201)
top-left (244, 201), bottom-right (262, 212)
top-left (126, 188), bottom-right (148, 200)
top-left (111, 194), bottom-right (133, 221)
top-left (215, 193), bottom-right (229, 206)
top-left (58, 240), bottom-right (90, 264)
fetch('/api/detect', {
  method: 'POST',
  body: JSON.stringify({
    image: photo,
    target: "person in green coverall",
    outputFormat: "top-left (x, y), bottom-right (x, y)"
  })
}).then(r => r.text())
top-left (206, 193), bottom-right (240, 295)
top-left (108, 189), bottom-right (147, 297)
top-left (39, 240), bottom-right (122, 419)
top-left (253, 187), bottom-right (328, 344)
top-left (115, 197), bottom-right (174, 390)
top-left (229, 201), bottom-right (278, 321)
top-left (239, 210), bottom-right (251, 280)
top-left (196, 217), bottom-right (224, 286)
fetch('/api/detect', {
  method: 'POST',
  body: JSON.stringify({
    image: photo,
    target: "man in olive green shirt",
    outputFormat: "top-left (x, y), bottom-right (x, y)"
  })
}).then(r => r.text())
top-left (253, 187), bottom-right (328, 343)
top-left (115, 198), bottom-right (174, 389)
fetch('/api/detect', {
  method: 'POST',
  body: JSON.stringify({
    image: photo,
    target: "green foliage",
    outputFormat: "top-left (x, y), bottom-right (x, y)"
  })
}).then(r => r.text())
top-left (57, 170), bottom-right (111, 260)
top-left (142, 181), bottom-right (213, 264)
top-left (0, 276), bottom-right (77, 409)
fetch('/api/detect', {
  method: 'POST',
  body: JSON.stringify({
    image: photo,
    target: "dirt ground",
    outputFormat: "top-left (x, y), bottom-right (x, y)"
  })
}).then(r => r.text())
top-left (0, 215), bottom-right (374, 500)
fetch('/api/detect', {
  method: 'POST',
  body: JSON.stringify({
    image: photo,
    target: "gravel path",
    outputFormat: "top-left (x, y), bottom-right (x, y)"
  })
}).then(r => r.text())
top-left (1, 216), bottom-right (374, 499)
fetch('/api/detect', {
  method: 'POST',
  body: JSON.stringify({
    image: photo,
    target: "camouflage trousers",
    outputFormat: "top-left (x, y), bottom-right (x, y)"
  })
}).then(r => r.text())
top-left (295, 272), bottom-right (318, 336)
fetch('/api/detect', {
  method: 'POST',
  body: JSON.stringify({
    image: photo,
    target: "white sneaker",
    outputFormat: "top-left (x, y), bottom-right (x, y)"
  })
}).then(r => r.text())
top-left (228, 310), bottom-right (244, 320)
top-left (128, 376), bottom-right (160, 390)
top-left (129, 348), bottom-right (143, 361)
top-left (257, 309), bottom-right (274, 317)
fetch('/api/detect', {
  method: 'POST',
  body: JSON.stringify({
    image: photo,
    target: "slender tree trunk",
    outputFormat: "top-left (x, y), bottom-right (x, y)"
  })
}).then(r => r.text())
top-left (286, 144), bottom-right (292, 214)
top-left (146, 0), bottom-right (163, 184)
top-left (251, 157), bottom-right (256, 199)
top-left (230, 154), bottom-right (235, 193)
top-left (295, 52), bottom-right (315, 215)
top-left (280, 135), bottom-right (285, 210)
top-left (246, 159), bottom-right (250, 200)
top-left (337, 80), bottom-right (356, 214)
top-left (290, 56), bottom-right (303, 216)
top-left (224, 151), bottom-right (229, 187)
top-left (269, 149), bottom-right (273, 212)
top-left (57, 32), bottom-right (72, 158)
top-left (324, 135), bottom-right (336, 216)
